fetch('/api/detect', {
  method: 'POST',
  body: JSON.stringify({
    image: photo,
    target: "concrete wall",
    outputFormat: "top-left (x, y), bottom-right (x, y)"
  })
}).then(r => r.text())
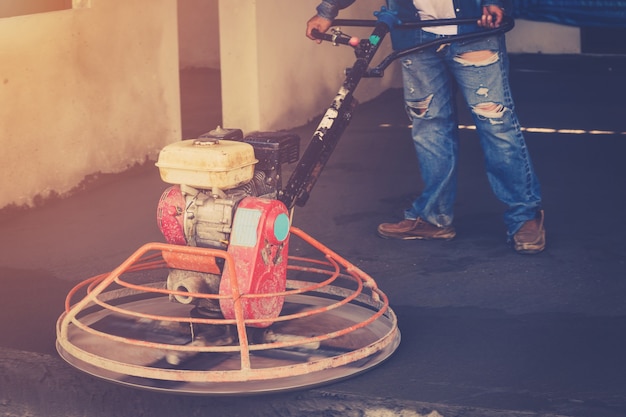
top-left (0, 0), bottom-right (72, 19)
top-left (218, 0), bottom-right (401, 133)
top-left (0, 0), bottom-right (181, 210)
top-left (178, 0), bottom-right (220, 69)
top-left (507, 19), bottom-right (580, 54)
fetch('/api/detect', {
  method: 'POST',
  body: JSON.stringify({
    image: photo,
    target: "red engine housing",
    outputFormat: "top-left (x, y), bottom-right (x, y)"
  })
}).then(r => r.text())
top-left (156, 185), bottom-right (187, 246)
top-left (219, 197), bottom-right (290, 327)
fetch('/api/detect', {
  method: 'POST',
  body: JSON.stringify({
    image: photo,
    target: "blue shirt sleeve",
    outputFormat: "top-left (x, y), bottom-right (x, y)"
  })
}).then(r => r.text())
top-left (315, 0), bottom-right (357, 20)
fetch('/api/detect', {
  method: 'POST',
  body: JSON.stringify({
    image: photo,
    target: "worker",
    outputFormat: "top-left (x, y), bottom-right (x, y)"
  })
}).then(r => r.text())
top-left (306, 0), bottom-right (546, 254)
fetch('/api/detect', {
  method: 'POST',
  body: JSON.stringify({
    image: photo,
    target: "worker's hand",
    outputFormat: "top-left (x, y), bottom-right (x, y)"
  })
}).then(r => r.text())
top-left (306, 15), bottom-right (333, 43)
top-left (478, 5), bottom-right (504, 28)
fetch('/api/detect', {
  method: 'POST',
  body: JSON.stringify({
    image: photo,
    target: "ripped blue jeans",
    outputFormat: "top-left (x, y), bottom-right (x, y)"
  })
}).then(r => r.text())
top-left (401, 32), bottom-right (542, 237)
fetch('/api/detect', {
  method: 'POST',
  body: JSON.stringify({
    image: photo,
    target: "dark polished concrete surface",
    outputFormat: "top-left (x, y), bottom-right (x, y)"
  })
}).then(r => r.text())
top-left (1, 57), bottom-right (625, 416)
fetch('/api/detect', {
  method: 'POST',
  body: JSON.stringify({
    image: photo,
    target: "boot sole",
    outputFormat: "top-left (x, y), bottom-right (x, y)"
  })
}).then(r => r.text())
top-left (513, 232), bottom-right (546, 254)
top-left (377, 231), bottom-right (456, 241)
top-left (514, 243), bottom-right (545, 254)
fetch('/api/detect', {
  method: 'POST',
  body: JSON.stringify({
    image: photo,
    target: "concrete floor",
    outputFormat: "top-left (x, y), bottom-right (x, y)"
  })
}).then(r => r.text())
top-left (1, 55), bottom-right (626, 417)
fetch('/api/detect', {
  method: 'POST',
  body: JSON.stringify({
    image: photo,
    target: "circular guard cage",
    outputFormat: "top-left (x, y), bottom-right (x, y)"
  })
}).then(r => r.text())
top-left (56, 227), bottom-right (401, 395)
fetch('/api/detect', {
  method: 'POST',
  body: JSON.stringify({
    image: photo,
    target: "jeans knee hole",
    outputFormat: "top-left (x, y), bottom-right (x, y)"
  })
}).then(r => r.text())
top-left (454, 50), bottom-right (499, 67)
top-left (473, 102), bottom-right (506, 124)
top-left (406, 94), bottom-right (434, 118)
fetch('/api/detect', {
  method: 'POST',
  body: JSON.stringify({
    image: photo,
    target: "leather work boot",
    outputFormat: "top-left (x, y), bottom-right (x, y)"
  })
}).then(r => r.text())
top-left (377, 218), bottom-right (456, 240)
top-left (513, 210), bottom-right (546, 254)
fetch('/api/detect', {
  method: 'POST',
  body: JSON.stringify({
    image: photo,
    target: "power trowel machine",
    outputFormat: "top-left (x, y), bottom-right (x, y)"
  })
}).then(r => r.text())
top-left (56, 8), bottom-right (513, 394)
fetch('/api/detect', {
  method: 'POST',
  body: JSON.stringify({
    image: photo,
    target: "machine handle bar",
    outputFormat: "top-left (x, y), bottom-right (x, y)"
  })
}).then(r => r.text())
top-left (331, 16), bottom-right (484, 28)
top-left (311, 16), bottom-right (515, 77)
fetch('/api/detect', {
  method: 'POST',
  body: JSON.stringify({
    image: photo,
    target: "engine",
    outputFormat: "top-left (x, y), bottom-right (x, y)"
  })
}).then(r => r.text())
top-left (157, 128), bottom-right (299, 247)
top-left (155, 127), bottom-right (299, 326)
